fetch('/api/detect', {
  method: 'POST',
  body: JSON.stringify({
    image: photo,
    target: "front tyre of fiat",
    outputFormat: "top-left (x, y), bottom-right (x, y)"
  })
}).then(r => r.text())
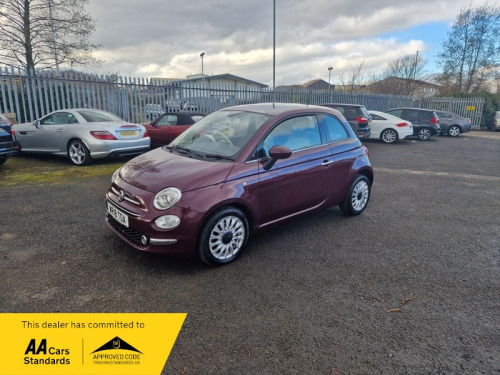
top-left (197, 207), bottom-right (249, 266)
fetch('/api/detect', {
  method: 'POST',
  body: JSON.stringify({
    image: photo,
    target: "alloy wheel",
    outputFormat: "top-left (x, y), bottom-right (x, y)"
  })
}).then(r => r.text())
top-left (351, 179), bottom-right (370, 212)
top-left (208, 215), bottom-right (246, 261)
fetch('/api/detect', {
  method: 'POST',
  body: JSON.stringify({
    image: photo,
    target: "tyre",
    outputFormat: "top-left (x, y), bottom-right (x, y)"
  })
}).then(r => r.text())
top-left (448, 125), bottom-right (461, 137)
top-left (417, 128), bottom-right (432, 140)
top-left (0, 155), bottom-right (7, 165)
top-left (198, 207), bottom-right (249, 265)
top-left (68, 140), bottom-right (92, 165)
top-left (340, 175), bottom-right (371, 216)
top-left (381, 128), bottom-right (399, 144)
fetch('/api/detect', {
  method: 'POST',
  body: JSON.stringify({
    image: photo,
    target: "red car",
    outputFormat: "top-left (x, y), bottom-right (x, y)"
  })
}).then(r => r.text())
top-left (106, 103), bottom-right (374, 265)
top-left (144, 112), bottom-right (204, 147)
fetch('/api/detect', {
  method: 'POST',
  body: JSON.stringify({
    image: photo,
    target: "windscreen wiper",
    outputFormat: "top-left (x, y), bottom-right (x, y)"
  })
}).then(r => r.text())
top-left (203, 153), bottom-right (234, 161)
top-left (164, 145), bottom-right (205, 159)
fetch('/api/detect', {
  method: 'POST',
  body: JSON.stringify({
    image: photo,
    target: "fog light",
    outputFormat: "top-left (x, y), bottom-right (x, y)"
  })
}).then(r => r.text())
top-left (141, 235), bottom-right (149, 245)
top-left (155, 215), bottom-right (180, 229)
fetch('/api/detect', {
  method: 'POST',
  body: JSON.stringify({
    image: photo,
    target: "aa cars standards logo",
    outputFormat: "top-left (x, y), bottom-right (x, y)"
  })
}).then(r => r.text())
top-left (91, 336), bottom-right (142, 365)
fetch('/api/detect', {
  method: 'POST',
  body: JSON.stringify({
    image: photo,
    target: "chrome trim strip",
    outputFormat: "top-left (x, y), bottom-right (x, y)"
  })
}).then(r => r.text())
top-left (149, 238), bottom-right (177, 245)
top-left (111, 186), bottom-right (141, 205)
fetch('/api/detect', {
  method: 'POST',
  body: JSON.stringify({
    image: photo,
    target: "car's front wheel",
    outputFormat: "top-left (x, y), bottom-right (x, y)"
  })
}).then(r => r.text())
top-left (340, 175), bottom-right (371, 216)
top-left (381, 128), bottom-right (399, 144)
top-left (68, 140), bottom-right (92, 165)
top-left (417, 128), bottom-right (432, 140)
top-left (448, 125), bottom-right (461, 137)
top-left (198, 207), bottom-right (249, 265)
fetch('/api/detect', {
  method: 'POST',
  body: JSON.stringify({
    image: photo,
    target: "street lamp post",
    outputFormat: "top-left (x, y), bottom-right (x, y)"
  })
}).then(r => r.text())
top-left (200, 52), bottom-right (205, 76)
top-left (328, 67), bottom-right (333, 99)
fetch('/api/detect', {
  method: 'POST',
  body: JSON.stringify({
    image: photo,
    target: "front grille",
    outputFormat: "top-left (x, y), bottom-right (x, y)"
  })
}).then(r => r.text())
top-left (107, 215), bottom-right (144, 247)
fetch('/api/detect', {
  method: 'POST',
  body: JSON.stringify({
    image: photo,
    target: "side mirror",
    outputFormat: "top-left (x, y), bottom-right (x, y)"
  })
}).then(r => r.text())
top-left (33, 120), bottom-right (40, 128)
top-left (263, 145), bottom-right (292, 170)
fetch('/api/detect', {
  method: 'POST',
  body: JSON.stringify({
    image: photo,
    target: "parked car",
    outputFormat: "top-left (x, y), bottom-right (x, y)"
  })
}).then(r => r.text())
top-left (367, 110), bottom-right (413, 143)
top-left (144, 103), bottom-right (165, 121)
top-left (106, 103), bottom-right (374, 265)
top-left (434, 110), bottom-right (471, 136)
top-left (144, 112), bottom-right (205, 148)
top-left (495, 111), bottom-right (500, 131)
top-left (319, 103), bottom-right (371, 139)
top-left (0, 113), bottom-right (17, 165)
top-left (385, 108), bottom-right (440, 140)
top-left (13, 109), bottom-right (150, 165)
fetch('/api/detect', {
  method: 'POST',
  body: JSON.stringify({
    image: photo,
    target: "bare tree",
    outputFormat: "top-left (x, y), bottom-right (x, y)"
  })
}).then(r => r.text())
top-left (0, 0), bottom-right (100, 72)
top-left (436, 3), bottom-right (500, 94)
top-left (337, 60), bottom-right (366, 93)
top-left (368, 54), bottom-right (428, 96)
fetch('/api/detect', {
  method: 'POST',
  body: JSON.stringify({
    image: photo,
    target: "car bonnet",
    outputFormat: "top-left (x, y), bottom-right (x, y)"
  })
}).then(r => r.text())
top-left (118, 147), bottom-right (234, 193)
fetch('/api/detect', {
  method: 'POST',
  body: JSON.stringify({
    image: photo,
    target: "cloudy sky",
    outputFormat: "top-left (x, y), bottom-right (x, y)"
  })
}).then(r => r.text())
top-left (86, 0), bottom-right (482, 86)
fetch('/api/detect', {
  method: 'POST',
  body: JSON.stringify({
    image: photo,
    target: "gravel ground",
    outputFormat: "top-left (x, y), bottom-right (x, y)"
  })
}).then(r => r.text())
top-left (0, 131), bottom-right (499, 374)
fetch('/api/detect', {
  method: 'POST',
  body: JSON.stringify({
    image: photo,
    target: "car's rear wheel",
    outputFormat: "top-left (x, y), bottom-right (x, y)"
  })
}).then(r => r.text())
top-left (340, 175), bottom-right (371, 216)
top-left (417, 128), bottom-right (432, 140)
top-left (381, 129), bottom-right (398, 144)
top-left (448, 125), bottom-right (461, 137)
top-left (198, 207), bottom-right (249, 265)
top-left (0, 155), bottom-right (7, 165)
top-left (68, 140), bottom-right (92, 165)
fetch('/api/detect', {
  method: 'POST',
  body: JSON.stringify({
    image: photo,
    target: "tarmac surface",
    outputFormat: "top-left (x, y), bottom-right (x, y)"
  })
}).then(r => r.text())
top-left (1, 131), bottom-right (499, 374)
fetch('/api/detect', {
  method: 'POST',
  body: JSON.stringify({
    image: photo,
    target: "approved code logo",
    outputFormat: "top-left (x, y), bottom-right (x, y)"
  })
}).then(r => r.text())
top-left (91, 336), bottom-right (142, 365)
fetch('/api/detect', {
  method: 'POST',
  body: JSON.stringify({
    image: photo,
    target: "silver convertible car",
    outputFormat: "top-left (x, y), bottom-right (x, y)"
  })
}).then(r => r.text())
top-left (13, 109), bottom-right (150, 165)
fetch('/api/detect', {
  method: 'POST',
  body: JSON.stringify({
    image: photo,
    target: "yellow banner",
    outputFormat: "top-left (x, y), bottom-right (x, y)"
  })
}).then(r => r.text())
top-left (0, 313), bottom-right (186, 375)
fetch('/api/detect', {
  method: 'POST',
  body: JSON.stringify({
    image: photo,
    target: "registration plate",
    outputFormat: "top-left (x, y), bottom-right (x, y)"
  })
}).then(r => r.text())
top-left (120, 130), bottom-right (138, 136)
top-left (107, 202), bottom-right (129, 227)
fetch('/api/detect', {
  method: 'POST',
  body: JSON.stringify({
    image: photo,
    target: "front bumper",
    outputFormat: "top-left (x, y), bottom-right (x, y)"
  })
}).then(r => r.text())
top-left (105, 180), bottom-right (205, 258)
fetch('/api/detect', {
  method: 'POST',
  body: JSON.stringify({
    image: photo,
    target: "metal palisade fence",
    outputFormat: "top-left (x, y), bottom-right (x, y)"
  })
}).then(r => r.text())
top-left (0, 67), bottom-right (484, 129)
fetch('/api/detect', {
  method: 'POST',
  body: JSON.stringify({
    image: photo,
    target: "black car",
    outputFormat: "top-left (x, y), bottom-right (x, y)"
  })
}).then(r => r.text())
top-left (385, 108), bottom-right (441, 140)
top-left (319, 103), bottom-right (372, 139)
top-left (0, 113), bottom-right (17, 165)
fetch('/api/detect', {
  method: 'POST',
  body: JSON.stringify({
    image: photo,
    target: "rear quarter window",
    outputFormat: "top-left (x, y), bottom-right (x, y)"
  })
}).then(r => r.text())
top-left (318, 114), bottom-right (350, 143)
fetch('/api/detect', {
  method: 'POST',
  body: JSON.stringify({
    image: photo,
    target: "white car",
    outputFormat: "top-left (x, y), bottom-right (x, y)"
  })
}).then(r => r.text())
top-left (14, 109), bottom-right (150, 165)
top-left (368, 110), bottom-right (413, 143)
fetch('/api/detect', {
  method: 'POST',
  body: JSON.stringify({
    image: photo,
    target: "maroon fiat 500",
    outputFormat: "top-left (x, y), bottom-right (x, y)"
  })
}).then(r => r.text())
top-left (106, 103), bottom-right (374, 265)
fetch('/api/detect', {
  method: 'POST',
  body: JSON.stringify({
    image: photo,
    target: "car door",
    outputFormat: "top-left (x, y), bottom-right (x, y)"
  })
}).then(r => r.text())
top-left (257, 115), bottom-right (334, 225)
top-left (400, 109), bottom-right (421, 133)
top-left (317, 113), bottom-right (361, 204)
top-left (148, 114), bottom-right (187, 147)
top-left (28, 112), bottom-right (78, 152)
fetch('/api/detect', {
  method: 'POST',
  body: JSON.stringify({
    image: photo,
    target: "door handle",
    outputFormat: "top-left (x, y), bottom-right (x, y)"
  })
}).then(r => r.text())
top-left (56, 129), bottom-right (63, 133)
top-left (321, 160), bottom-right (334, 166)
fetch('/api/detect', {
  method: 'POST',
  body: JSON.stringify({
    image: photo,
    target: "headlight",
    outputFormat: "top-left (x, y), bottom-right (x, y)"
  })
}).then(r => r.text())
top-left (154, 187), bottom-right (181, 210)
top-left (111, 167), bottom-right (121, 183)
top-left (155, 215), bottom-right (180, 229)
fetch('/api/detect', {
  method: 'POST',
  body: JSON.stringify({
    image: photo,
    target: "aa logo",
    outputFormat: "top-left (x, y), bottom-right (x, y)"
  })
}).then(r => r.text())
top-left (92, 336), bottom-right (142, 354)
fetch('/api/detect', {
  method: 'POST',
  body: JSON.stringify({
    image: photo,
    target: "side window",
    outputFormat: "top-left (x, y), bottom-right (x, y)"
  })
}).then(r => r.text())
top-left (156, 115), bottom-right (178, 126)
top-left (387, 109), bottom-right (402, 118)
top-left (441, 113), bottom-right (452, 119)
top-left (263, 115), bottom-right (321, 152)
top-left (40, 112), bottom-right (76, 125)
top-left (370, 114), bottom-right (384, 120)
top-left (402, 110), bottom-right (419, 122)
top-left (318, 114), bottom-right (349, 143)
